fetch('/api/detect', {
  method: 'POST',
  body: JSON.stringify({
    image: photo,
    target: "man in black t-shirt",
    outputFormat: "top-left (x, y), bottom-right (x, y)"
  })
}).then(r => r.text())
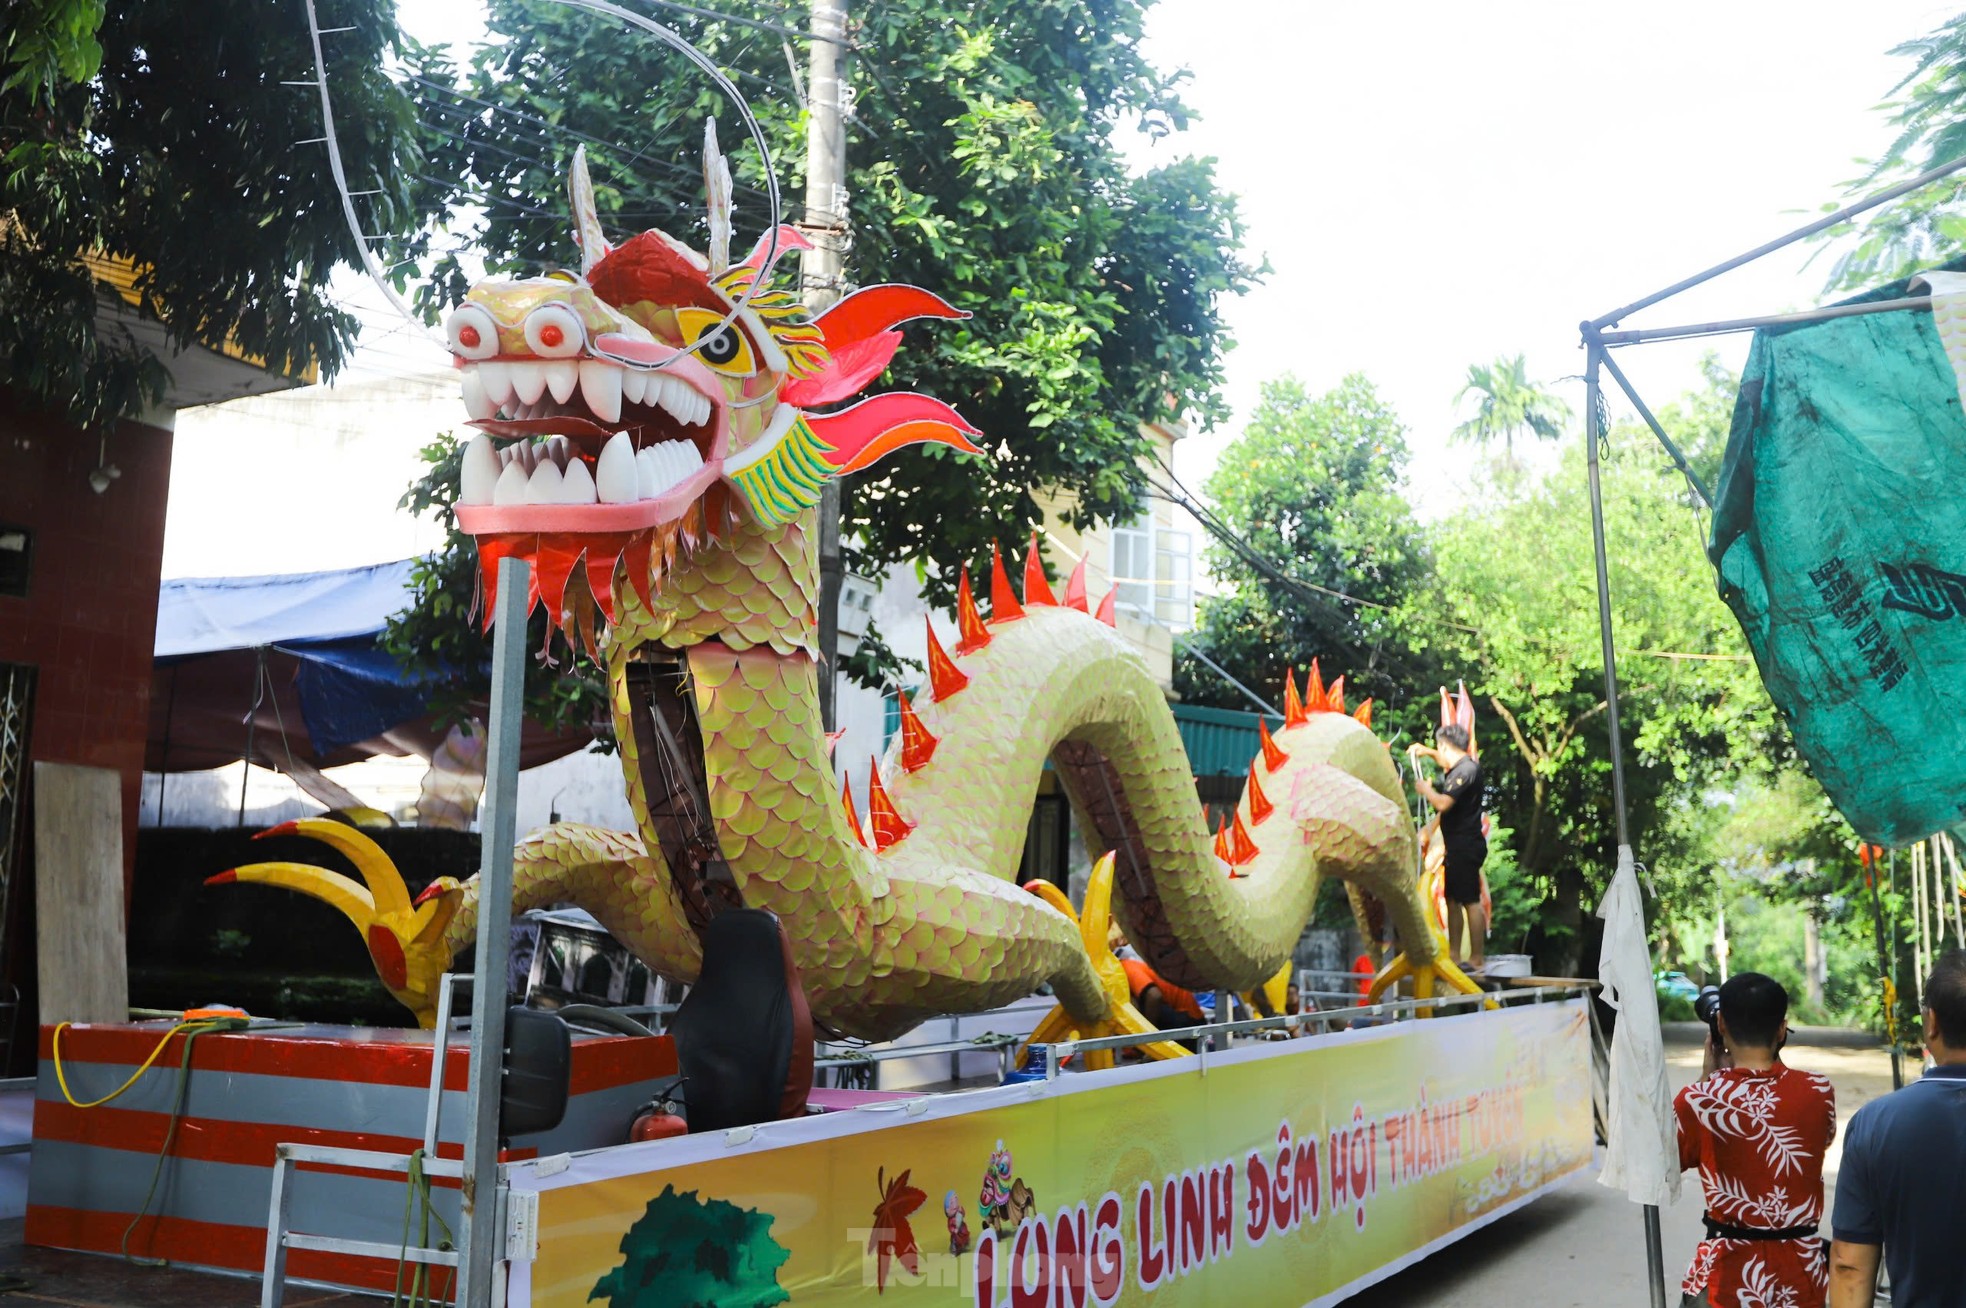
top-left (1408, 723), bottom-right (1487, 971)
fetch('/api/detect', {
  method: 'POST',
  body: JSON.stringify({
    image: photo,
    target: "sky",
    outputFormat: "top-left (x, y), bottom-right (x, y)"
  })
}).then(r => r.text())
top-left (168, 0), bottom-right (1959, 576)
top-left (1128, 0), bottom-right (1957, 512)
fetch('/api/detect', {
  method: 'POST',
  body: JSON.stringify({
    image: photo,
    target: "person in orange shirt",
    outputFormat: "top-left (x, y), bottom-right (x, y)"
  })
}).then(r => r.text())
top-left (1353, 951), bottom-right (1374, 999)
top-left (1121, 957), bottom-right (1205, 1028)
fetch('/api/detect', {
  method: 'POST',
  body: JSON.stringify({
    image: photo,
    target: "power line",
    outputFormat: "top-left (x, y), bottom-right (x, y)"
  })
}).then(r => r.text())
top-left (1148, 452), bottom-right (1752, 669)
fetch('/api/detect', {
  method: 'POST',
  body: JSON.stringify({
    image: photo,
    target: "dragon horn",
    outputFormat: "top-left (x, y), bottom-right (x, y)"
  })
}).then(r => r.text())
top-left (257, 818), bottom-right (412, 917)
top-left (207, 862), bottom-right (377, 931)
top-left (568, 145), bottom-right (611, 276)
top-left (702, 119), bottom-right (734, 275)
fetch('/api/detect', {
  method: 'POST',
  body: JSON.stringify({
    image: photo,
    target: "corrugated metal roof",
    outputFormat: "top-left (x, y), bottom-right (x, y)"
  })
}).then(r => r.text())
top-left (1172, 702), bottom-right (1281, 778)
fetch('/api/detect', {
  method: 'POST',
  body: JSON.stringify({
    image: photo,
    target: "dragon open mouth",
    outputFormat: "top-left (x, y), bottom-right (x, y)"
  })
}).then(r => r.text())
top-left (454, 353), bottom-right (725, 535)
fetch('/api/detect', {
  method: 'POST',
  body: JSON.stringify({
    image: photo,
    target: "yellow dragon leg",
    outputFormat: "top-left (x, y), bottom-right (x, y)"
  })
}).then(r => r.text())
top-left (1367, 931), bottom-right (1488, 1014)
top-left (212, 818), bottom-right (687, 1030)
top-left (1015, 853), bottom-right (1190, 1071)
top-left (211, 817), bottom-right (457, 1028)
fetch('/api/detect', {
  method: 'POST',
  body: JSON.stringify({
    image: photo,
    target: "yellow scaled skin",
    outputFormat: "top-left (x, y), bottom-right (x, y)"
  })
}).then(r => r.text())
top-left (259, 504), bottom-right (1475, 1044)
top-left (232, 506), bottom-right (1476, 1037)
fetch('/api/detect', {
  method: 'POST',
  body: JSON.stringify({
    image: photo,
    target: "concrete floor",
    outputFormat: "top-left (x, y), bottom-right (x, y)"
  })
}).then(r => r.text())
top-left (1347, 1024), bottom-right (1900, 1306)
top-left (0, 1218), bottom-right (365, 1307)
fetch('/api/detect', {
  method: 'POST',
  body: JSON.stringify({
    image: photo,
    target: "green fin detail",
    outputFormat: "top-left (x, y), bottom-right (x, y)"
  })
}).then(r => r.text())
top-left (728, 414), bottom-right (837, 527)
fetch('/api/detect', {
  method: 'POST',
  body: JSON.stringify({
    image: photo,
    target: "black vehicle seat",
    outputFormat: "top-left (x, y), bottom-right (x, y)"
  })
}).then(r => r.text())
top-left (666, 908), bottom-right (813, 1131)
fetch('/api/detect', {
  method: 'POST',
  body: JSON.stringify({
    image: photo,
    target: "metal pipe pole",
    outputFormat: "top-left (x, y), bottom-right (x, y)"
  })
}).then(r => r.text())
top-left (1595, 350), bottom-right (1713, 509)
top-left (1597, 294), bottom-right (1933, 347)
top-left (238, 646), bottom-right (266, 826)
top-left (1584, 343), bottom-right (1667, 1308)
top-left (455, 556), bottom-right (529, 1306)
top-left (805, 0), bottom-right (849, 731)
top-left (1589, 151), bottom-right (1966, 330)
top-left (1866, 850), bottom-right (1904, 1090)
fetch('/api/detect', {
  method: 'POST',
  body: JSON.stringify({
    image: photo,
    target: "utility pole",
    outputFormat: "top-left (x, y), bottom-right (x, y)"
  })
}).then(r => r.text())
top-left (804, 0), bottom-right (849, 731)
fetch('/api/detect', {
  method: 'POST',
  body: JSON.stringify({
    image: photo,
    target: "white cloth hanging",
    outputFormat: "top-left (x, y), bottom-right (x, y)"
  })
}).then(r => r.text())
top-left (1595, 845), bottom-right (1680, 1207)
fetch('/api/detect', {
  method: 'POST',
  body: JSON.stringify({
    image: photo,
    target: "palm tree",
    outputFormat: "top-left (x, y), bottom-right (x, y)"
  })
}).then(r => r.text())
top-left (1452, 355), bottom-right (1571, 460)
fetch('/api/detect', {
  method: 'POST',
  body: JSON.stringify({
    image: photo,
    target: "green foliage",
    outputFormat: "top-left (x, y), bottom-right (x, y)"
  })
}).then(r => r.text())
top-left (1173, 374), bottom-right (1440, 713)
top-left (1481, 824), bottom-right (1543, 957)
top-left (1814, 11), bottom-right (1966, 293)
top-left (381, 434), bottom-right (611, 738)
top-left (590, 1184), bottom-right (789, 1308)
top-left (1658, 992), bottom-right (1696, 1022)
top-left (0, 0), bottom-right (432, 428)
top-left (2, 0), bottom-right (104, 105)
top-left (1413, 364), bottom-right (1782, 972)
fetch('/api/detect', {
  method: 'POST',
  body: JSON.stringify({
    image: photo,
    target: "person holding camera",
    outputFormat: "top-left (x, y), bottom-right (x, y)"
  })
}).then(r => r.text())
top-left (1828, 948), bottom-right (1966, 1307)
top-left (1675, 972), bottom-right (1836, 1308)
top-left (1407, 723), bottom-right (1486, 972)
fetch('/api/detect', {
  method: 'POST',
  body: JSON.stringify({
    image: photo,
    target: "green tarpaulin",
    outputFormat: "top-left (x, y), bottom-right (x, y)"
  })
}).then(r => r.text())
top-left (1711, 267), bottom-right (1966, 845)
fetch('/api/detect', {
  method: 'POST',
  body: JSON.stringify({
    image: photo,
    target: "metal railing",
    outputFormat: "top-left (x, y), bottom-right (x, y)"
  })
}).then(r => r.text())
top-left (1039, 982), bottom-right (1596, 1075)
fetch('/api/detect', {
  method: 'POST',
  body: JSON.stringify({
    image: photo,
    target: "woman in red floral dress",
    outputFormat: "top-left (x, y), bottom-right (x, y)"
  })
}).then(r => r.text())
top-left (1675, 973), bottom-right (1837, 1308)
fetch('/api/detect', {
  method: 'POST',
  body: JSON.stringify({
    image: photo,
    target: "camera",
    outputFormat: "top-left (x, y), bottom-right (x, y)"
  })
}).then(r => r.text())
top-left (1694, 984), bottom-right (1722, 1029)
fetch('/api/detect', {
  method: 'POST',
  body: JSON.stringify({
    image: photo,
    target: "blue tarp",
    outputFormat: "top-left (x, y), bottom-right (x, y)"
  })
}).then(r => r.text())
top-left (155, 560), bottom-right (451, 757)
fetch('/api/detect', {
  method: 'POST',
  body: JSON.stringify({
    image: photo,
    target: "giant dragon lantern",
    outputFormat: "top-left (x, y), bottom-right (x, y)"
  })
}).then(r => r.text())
top-left (216, 128), bottom-right (1475, 1049)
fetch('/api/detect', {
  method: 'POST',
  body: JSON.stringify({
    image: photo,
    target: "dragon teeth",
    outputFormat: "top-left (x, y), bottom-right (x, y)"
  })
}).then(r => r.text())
top-left (559, 457), bottom-right (597, 504)
top-left (511, 361), bottom-right (548, 406)
top-left (621, 369), bottom-right (648, 405)
top-left (459, 434), bottom-right (501, 505)
top-left (475, 361), bottom-right (513, 407)
top-left (596, 431), bottom-right (638, 503)
top-left (545, 360), bottom-right (578, 404)
top-left (491, 459), bottom-right (530, 506)
top-left (461, 369), bottom-right (496, 421)
top-left (579, 359), bottom-right (622, 424)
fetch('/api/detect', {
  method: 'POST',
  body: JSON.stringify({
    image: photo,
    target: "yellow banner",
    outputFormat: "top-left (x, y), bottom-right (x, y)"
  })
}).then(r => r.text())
top-left (511, 1000), bottom-right (1592, 1307)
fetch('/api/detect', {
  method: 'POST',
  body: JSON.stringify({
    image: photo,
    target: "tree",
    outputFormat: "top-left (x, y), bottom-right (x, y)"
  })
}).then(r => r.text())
top-left (1815, 10), bottom-right (1966, 293)
top-left (0, 0), bottom-right (429, 428)
top-left (1172, 374), bottom-right (1441, 716)
top-left (1414, 365), bottom-right (1785, 974)
top-left (1450, 354), bottom-right (1570, 464)
top-left (392, 0), bottom-right (1256, 695)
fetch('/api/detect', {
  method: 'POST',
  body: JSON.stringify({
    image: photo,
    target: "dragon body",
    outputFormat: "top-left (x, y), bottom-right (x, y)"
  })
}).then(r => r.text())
top-left (220, 136), bottom-right (1476, 1046)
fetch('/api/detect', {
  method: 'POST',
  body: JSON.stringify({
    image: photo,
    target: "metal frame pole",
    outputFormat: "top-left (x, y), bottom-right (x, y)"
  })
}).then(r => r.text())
top-left (806, 0), bottom-right (850, 732)
top-left (456, 556), bottom-right (529, 1306)
top-left (1588, 151), bottom-right (1966, 330)
top-left (1583, 343), bottom-right (1668, 1308)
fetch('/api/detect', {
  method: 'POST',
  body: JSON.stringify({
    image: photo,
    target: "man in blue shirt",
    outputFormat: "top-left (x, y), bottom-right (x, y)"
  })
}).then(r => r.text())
top-left (1829, 948), bottom-right (1966, 1307)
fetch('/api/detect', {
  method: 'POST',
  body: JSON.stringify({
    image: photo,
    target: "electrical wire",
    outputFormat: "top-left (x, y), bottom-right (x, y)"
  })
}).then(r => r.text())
top-left (51, 1020), bottom-right (202, 1108)
top-left (303, 0), bottom-right (787, 371)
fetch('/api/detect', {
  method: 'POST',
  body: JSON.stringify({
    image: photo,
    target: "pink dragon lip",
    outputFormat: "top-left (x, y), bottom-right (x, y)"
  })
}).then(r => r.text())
top-left (456, 461), bottom-right (720, 535)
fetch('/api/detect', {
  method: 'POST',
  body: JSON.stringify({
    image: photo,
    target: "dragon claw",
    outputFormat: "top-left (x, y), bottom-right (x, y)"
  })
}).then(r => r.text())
top-left (209, 818), bottom-right (456, 1029)
top-left (1366, 949), bottom-right (1491, 1012)
top-left (1016, 853), bottom-right (1189, 1071)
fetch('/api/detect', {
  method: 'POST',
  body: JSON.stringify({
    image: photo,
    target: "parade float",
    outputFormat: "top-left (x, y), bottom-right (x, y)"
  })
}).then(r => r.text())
top-left (27, 75), bottom-right (1592, 1308)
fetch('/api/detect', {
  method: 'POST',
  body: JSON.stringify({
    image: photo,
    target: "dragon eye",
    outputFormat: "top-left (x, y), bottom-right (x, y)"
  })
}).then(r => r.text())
top-left (445, 304), bottom-right (500, 360)
top-left (524, 304), bottom-right (585, 358)
top-left (675, 307), bottom-right (758, 377)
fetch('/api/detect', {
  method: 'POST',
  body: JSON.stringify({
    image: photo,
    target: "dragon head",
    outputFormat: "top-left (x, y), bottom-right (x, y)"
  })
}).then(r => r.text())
top-left (449, 127), bottom-right (982, 631)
